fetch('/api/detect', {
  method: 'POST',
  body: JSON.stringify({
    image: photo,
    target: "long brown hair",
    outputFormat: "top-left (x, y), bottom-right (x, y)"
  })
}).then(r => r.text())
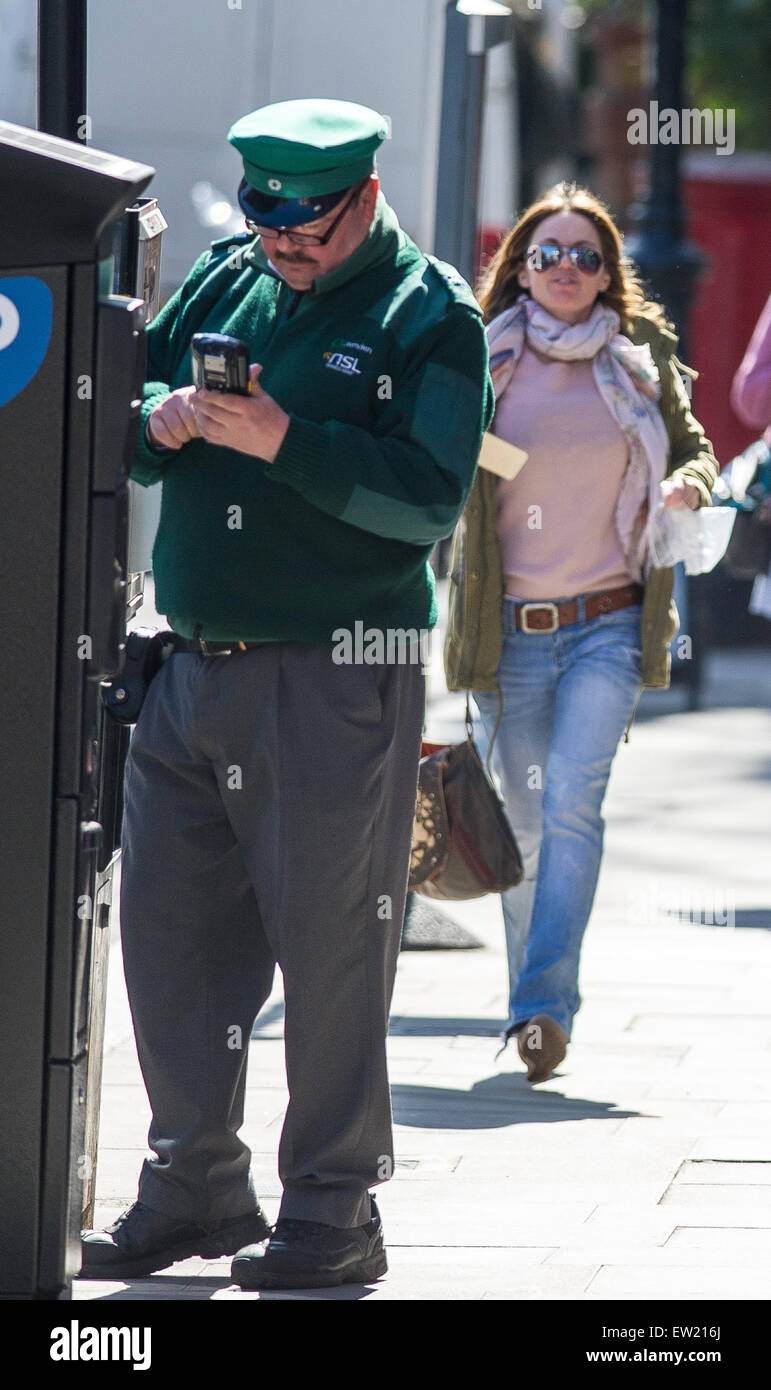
top-left (477, 181), bottom-right (671, 335)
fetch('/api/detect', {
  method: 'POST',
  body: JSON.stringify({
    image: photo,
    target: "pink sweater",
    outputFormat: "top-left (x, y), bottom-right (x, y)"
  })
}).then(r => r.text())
top-left (731, 291), bottom-right (771, 444)
top-left (493, 345), bottom-right (633, 601)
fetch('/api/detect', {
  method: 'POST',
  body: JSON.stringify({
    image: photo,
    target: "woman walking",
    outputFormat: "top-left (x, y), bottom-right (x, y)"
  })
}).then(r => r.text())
top-left (444, 183), bottom-right (718, 1083)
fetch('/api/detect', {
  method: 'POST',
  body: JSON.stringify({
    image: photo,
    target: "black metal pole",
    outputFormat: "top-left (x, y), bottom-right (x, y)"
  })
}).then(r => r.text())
top-left (38, 0), bottom-right (88, 141)
top-left (625, 0), bottom-right (705, 358)
top-left (434, 3), bottom-right (482, 286)
top-left (434, 6), bottom-right (513, 286)
top-left (625, 0), bottom-right (707, 710)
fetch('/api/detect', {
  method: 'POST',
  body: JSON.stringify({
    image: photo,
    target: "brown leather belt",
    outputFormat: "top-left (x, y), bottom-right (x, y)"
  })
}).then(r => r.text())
top-left (513, 583), bottom-right (644, 634)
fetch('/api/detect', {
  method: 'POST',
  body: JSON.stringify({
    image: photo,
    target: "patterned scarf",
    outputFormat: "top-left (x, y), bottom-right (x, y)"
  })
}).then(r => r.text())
top-left (486, 296), bottom-right (670, 580)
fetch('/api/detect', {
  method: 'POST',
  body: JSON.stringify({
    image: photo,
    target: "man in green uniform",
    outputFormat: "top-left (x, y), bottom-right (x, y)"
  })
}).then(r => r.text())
top-left (80, 98), bottom-right (493, 1290)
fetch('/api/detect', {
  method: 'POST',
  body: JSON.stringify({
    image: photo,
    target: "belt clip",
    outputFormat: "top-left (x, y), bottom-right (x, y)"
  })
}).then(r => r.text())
top-left (520, 602), bottom-right (559, 634)
top-left (200, 639), bottom-right (232, 657)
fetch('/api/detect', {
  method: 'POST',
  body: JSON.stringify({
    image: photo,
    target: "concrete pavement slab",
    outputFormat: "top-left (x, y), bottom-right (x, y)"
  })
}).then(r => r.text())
top-left (688, 1135), bottom-right (771, 1160)
top-left (659, 1186), bottom-right (771, 1209)
top-left (585, 1200), bottom-right (767, 1231)
top-left (667, 1225), bottom-right (771, 1250)
top-left (715, 1102), bottom-right (771, 1124)
top-left (670, 1160), bottom-right (771, 1185)
top-left (586, 1263), bottom-right (771, 1299)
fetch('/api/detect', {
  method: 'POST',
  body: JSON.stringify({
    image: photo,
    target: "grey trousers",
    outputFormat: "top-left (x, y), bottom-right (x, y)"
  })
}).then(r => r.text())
top-left (119, 643), bottom-right (425, 1228)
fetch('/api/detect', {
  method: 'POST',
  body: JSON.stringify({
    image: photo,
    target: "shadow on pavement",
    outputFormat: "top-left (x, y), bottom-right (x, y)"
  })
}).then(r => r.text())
top-left (389, 1016), bottom-right (500, 1037)
top-left (667, 907), bottom-right (771, 930)
top-left (80, 1274), bottom-right (379, 1301)
top-left (392, 1075), bottom-right (641, 1129)
top-left (729, 908), bottom-right (771, 930)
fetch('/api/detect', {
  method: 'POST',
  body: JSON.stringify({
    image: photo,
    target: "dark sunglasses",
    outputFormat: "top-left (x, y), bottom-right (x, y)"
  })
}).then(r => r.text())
top-left (246, 182), bottom-right (363, 247)
top-left (526, 243), bottom-right (604, 275)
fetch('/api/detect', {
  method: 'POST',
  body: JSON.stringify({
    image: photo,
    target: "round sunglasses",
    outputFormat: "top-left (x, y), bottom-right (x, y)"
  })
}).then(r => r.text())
top-left (526, 243), bottom-right (604, 275)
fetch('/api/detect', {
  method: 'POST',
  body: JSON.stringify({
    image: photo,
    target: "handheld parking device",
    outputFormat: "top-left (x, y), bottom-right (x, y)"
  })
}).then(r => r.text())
top-left (191, 332), bottom-right (251, 394)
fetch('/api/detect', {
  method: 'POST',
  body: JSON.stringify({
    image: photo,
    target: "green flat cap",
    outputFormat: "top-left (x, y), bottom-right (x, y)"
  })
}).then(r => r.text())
top-left (228, 98), bottom-right (389, 198)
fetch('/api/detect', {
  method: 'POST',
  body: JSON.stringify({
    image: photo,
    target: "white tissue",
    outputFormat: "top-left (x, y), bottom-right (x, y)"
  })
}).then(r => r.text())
top-left (647, 503), bottom-right (737, 575)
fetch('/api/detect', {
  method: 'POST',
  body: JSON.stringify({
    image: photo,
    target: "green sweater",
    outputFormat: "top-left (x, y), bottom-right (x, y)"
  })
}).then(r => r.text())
top-left (132, 195), bottom-right (494, 642)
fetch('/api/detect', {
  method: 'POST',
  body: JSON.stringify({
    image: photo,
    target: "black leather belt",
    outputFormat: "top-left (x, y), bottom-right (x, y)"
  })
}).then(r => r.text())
top-left (170, 634), bottom-right (261, 656)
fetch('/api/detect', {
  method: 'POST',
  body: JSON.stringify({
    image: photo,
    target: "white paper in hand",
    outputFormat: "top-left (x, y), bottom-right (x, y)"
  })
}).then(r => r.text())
top-left (478, 432), bottom-right (528, 481)
top-left (647, 503), bottom-right (737, 575)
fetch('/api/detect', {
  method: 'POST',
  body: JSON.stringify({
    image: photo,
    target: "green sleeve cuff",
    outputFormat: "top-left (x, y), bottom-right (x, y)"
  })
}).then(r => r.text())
top-left (691, 477), bottom-right (714, 509)
top-left (669, 466), bottom-right (715, 509)
top-left (131, 386), bottom-right (175, 485)
top-left (266, 414), bottom-right (331, 493)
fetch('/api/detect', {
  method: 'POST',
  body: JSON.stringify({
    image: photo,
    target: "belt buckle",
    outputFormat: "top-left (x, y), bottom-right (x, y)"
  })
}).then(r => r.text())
top-left (519, 602), bottom-right (559, 634)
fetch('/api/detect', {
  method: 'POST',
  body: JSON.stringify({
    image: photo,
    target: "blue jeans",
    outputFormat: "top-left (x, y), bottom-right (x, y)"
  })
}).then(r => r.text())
top-left (473, 597), bottom-right (643, 1040)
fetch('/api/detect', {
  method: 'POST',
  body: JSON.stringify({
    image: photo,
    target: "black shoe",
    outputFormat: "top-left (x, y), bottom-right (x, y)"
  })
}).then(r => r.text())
top-left (231, 1195), bottom-right (387, 1290)
top-left (79, 1200), bottom-right (272, 1279)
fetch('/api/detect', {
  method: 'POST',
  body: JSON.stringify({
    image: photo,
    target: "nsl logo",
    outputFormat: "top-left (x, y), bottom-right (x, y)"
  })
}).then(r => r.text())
top-left (323, 350), bottom-right (362, 376)
top-left (0, 278), bottom-right (54, 407)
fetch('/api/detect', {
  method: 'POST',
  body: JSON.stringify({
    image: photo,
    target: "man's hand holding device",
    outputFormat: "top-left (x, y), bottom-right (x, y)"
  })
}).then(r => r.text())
top-left (146, 332), bottom-right (290, 461)
top-left (189, 331), bottom-right (290, 463)
top-left (146, 386), bottom-right (201, 450)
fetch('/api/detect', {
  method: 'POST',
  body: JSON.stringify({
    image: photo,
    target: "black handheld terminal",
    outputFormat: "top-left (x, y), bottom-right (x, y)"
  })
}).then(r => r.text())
top-left (191, 333), bottom-right (251, 394)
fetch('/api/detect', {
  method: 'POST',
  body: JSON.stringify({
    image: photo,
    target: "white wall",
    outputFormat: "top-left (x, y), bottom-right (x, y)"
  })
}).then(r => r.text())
top-left (3, 2), bottom-right (519, 289)
top-left (479, 38), bottom-right (518, 235)
top-left (85, 0), bottom-right (449, 290)
top-left (2, 1), bottom-right (518, 289)
top-left (266, 0), bottom-right (447, 250)
top-left (0, 0), bottom-right (37, 127)
top-left (87, 0), bottom-right (271, 288)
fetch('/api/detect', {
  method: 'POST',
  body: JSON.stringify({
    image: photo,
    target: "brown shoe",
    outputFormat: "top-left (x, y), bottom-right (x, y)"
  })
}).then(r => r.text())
top-left (516, 1015), bottom-right (568, 1084)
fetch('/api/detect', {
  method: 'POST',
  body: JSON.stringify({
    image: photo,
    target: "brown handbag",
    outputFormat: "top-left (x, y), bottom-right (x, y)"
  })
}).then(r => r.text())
top-left (408, 700), bottom-right (524, 900)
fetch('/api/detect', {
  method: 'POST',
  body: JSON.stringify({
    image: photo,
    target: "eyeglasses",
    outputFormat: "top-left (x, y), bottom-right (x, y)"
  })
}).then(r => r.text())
top-left (526, 243), bottom-right (604, 275)
top-left (246, 182), bottom-right (363, 247)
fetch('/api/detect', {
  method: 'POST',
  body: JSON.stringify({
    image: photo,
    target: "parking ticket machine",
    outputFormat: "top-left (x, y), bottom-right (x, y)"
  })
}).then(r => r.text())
top-left (0, 122), bottom-right (154, 1299)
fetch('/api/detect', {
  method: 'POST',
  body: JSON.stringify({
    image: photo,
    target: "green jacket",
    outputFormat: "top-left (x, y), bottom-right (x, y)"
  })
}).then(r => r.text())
top-left (444, 315), bottom-right (719, 692)
top-left (132, 193), bottom-right (494, 643)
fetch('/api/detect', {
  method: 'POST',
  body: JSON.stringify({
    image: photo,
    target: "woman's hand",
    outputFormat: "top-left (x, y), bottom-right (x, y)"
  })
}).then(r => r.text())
top-left (660, 477), bottom-right (701, 510)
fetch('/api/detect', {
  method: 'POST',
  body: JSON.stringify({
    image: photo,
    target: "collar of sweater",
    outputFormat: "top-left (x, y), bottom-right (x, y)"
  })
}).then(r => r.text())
top-left (244, 190), bottom-right (403, 296)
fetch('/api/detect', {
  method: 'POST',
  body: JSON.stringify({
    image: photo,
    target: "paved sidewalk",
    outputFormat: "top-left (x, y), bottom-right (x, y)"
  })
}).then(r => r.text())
top-left (75, 647), bottom-right (771, 1301)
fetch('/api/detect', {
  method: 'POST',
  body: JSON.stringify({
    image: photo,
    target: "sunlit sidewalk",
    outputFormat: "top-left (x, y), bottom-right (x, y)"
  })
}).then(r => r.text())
top-left (76, 642), bottom-right (771, 1300)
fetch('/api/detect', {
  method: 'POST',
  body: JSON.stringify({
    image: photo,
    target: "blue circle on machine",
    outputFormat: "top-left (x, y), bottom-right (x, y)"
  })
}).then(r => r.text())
top-left (0, 277), bottom-right (54, 408)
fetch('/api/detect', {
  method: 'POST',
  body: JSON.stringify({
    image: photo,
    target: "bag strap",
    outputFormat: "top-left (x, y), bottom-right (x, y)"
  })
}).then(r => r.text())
top-left (464, 693), bottom-right (474, 740)
top-left (465, 687), bottom-right (503, 779)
